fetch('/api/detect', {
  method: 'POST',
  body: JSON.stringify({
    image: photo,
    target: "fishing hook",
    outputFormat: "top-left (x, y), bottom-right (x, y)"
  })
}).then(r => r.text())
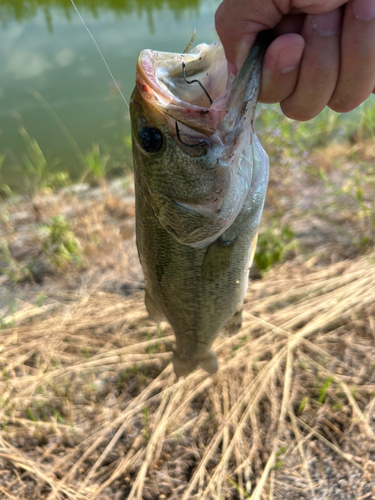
top-left (182, 61), bottom-right (213, 105)
top-left (175, 122), bottom-right (207, 148)
top-left (175, 60), bottom-right (212, 148)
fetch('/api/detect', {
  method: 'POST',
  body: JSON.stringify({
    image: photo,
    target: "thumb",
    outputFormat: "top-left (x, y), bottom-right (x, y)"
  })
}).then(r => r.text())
top-left (215, 0), bottom-right (347, 70)
top-left (215, 0), bottom-right (280, 71)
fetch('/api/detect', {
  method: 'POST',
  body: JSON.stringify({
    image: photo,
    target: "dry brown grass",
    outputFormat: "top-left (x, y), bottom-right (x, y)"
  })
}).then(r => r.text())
top-left (1, 252), bottom-right (375, 499)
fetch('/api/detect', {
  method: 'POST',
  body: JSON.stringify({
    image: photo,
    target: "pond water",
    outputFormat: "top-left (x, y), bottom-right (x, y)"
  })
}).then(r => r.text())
top-left (0, 0), bottom-right (220, 192)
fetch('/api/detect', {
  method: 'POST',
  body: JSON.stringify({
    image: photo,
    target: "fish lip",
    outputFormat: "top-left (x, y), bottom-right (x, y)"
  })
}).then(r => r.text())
top-left (136, 34), bottom-right (268, 140)
top-left (135, 51), bottom-right (174, 105)
top-left (135, 51), bottom-right (220, 137)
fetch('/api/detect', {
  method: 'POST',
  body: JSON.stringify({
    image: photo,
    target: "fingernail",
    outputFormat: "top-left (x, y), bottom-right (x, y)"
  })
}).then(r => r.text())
top-left (235, 41), bottom-right (252, 70)
top-left (309, 11), bottom-right (341, 36)
top-left (352, 0), bottom-right (375, 20)
top-left (276, 46), bottom-right (301, 74)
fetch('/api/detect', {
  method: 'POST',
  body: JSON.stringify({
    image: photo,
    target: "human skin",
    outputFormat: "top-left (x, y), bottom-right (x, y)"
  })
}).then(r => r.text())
top-left (215, 0), bottom-right (375, 120)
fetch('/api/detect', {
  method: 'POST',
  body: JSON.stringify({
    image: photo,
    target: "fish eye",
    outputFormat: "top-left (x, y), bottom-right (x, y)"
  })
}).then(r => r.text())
top-left (139, 127), bottom-right (163, 154)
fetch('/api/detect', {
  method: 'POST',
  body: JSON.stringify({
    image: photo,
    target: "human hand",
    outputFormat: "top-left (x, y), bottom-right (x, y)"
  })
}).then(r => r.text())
top-left (215, 0), bottom-right (375, 120)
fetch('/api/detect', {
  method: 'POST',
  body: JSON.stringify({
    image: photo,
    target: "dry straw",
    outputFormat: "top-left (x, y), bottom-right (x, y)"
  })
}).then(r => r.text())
top-left (1, 253), bottom-right (375, 499)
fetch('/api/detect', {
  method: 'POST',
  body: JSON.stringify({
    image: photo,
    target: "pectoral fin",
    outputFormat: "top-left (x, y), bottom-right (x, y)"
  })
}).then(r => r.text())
top-left (201, 236), bottom-right (237, 281)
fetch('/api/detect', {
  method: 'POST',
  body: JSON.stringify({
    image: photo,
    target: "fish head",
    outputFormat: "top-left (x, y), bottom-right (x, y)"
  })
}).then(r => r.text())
top-left (130, 34), bottom-right (268, 248)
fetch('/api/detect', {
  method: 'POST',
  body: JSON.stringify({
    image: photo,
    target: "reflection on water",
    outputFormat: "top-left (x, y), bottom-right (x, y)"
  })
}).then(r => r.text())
top-left (1, 0), bottom-right (200, 32)
top-left (0, 0), bottom-right (219, 192)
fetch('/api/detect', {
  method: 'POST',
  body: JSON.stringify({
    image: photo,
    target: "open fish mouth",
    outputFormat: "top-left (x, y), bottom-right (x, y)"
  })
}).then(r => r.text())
top-left (130, 33), bottom-right (270, 249)
top-left (134, 34), bottom-right (268, 146)
top-left (138, 42), bottom-right (227, 109)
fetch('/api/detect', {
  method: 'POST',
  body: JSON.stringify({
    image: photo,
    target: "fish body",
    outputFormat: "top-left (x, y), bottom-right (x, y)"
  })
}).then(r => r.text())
top-left (130, 35), bottom-right (269, 377)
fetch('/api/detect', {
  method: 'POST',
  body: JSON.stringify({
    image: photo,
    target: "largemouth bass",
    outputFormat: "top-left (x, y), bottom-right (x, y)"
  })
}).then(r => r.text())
top-left (130, 34), bottom-right (269, 378)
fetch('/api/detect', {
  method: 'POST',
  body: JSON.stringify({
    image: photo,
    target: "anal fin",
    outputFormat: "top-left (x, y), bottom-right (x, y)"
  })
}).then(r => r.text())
top-left (223, 309), bottom-right (243, 336)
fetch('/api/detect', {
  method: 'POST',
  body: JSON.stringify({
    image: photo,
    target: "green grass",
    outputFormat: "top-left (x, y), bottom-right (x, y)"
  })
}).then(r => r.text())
top-left (0, 241), bottom-right (34, 283)
top-left (81, 144), bottom-right (113, 186)
top-left (18, 125), bottom-right (70, 198)
top-left (257, 97), bottom-right (375, 154)
top-left (39, 215), bottom-right (82, 267)
top-left (254, 223), bottom-right (297, 272)
top-left (36, 292), bottom-right (46, 307)
top-left (318, 376), bottom-right (333, 404)
top-left (0, 214), bottom-right (82, 284)
top-left (0, 153), bottom-right (12, 197)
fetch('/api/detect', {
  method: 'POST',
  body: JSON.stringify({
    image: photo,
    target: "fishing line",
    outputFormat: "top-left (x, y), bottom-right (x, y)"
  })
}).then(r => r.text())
top-left (69, 0), bottom-right (129, 109)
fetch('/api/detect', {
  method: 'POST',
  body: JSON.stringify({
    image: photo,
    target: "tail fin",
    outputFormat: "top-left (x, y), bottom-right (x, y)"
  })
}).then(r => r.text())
top-left (173, 349), bottom-right (218, 378)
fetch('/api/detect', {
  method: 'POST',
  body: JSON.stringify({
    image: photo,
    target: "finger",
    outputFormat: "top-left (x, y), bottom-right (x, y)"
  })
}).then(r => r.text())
top-left (292, 0), bottom-right (346, 15)
top-left (214, 1), bottom-right (276, 72)
top-left (280, 9), bottom-right (342, 121)
top-left (215, 0), bottom-right (347, 70)
top-left (273, 14), bottom-right (306, 36)
top-left (329, 0), bottom-right (375, 112)
top-left (258, 34), bottom-right (305, 103)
